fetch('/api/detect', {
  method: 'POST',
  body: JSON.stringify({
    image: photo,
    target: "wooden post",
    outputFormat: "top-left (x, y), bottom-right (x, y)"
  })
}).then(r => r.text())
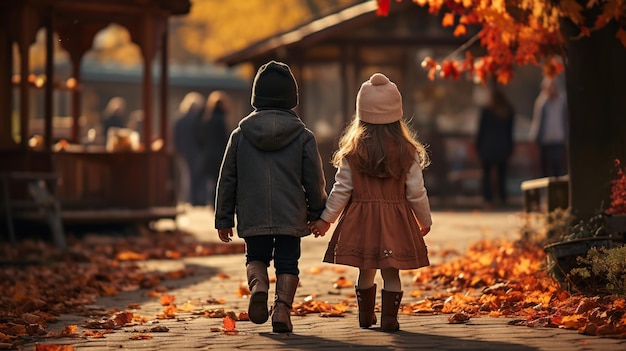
top-left (44, 10), bottom-right (54, 152)
top-left (159, 23), bottom-right (168, 150)
top-left (18, 7), bottom-right (31, 151)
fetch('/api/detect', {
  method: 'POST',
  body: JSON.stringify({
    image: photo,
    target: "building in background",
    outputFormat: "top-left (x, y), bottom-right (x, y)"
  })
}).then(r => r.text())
top-left (215, 1), bottom-right (545, 208)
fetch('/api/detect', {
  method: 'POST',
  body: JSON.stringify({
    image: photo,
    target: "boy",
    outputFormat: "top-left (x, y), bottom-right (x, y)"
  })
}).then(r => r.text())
top-left (215, 61), bottom-right (327, 333)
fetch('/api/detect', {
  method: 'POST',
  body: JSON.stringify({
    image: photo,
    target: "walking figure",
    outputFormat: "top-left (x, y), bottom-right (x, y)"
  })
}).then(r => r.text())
top-left (310, 73), bottom-right (432, 332)
top-left (215, 61), bottom-right (327, 333)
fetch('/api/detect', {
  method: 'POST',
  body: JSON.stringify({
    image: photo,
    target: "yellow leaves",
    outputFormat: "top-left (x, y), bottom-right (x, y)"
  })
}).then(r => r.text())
top-left (561, 314), bottom-right (587, 329)
top-left (293, 295), bottom-right (349, 317)
top-left (180, 0), bottom-right (313, 61)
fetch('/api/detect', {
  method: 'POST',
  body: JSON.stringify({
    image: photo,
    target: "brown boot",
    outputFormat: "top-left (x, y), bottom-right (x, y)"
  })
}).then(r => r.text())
top-left (381, 289), bottom-right (403, 332)
top-left (271, 274), bottom-right (299, 333)
top-left (355, 284), bottom-right (377, 328)
top-left (246, 261), bottom-right (270, 324)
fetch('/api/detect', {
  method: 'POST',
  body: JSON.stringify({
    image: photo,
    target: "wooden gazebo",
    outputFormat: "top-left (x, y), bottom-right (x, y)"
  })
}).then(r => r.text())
top-left (0, 0), bottom-right (191, 242)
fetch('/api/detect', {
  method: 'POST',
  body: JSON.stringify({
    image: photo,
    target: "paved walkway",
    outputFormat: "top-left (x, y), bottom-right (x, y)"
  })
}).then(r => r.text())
top-left (24, 208), bottom-right (626, 350)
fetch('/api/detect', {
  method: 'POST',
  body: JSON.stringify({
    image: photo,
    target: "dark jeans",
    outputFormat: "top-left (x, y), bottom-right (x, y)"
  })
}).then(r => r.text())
top-left (481, 161), bottom-right (507, 203)
top-left (539, 143), bottom-right (567, 177)
top-left (244, 235), bottom-right (301, 276)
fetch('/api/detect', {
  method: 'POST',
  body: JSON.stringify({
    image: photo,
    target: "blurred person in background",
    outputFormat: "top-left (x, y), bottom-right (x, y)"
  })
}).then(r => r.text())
top-left (475, 88), bottom-right (515, 209)
top-left (197, 91), bottom-right (231, 208)
top-left (173, 92), bottom-right (206, 206)
top-left (529, 77), bottom-right (568, 177)
top-left (101, 97), bottom-right (128, 145)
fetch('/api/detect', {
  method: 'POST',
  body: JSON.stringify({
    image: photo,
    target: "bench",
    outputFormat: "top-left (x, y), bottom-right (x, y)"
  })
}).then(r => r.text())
top-left (0, 172), bottom-right (67, 250)
top-left (520, 175), bottom-right (569, 213)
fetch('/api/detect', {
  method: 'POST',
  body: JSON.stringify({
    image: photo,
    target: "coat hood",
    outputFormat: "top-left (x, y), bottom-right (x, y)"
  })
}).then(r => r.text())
top-left (239, 109), bottom-right (305, 151)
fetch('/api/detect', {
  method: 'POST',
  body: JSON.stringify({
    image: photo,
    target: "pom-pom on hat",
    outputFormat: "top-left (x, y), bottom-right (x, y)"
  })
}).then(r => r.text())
top-left (251, 60), bottom-right (298, 110)
top-left (356, 73), bottom-right (403, 124)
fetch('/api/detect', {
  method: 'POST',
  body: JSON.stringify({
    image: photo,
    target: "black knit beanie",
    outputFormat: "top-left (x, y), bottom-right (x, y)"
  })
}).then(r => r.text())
top-left (251, 61), bottom-right (298, 109)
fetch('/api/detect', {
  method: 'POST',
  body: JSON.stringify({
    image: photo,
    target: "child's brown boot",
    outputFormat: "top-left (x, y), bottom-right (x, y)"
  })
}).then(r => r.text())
top-left (271, 274), bottom-right (299, 333)
top-left (381, 289), bottom-right (403, 332)
top-left (355, 284), bottom-right (377, 328)
top-left (246, 261), bottom-right (269, 324)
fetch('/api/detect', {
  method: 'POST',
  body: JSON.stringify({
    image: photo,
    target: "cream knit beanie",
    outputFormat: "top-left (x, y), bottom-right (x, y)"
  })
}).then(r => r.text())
top-left (356, 73), bottom-right (403, 124)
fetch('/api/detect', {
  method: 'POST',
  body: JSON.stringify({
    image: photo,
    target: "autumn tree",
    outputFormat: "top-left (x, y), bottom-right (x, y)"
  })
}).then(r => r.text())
top-left (379, 0), bottom-right (626, 221)
top-left (169, 0), bottom-right (360, 63)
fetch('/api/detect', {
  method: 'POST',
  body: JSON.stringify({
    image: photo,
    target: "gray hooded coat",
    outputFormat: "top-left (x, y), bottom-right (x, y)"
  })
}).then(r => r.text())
top-left (214, 108), bottom-right (327, 238)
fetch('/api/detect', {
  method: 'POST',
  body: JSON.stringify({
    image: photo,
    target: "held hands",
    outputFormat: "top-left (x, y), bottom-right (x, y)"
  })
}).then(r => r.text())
top-left (420, 226), bottom-right (431, 236)
top-left (309, 219), bottom-right (330, 238)
top-left (218, 228), bottom-right (233, 242)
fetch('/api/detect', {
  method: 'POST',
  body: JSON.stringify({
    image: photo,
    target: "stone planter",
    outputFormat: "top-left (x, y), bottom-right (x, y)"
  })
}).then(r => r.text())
top-left (544, 236), bottom-right (622, 293)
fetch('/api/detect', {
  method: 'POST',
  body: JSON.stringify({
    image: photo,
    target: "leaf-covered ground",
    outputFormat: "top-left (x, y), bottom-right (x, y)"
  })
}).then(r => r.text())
top-left (0, 227), bottom-right (245, 349)
top-left (1, 228), bottom-right (625, 349)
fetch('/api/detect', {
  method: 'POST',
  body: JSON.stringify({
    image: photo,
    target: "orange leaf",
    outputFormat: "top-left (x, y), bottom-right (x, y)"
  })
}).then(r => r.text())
top-left (60, 325), bottom-right (79, 337)
top-left (115, 251), bottom-right (146, 261)
top-left (217, 273), bottom-right (230, 279)
top-left (129, 334), bottom-right (152, 340)
top-left (160, 294), bottom-right (176, 306)
top-left (453, 24), bottom-right (466, 37)
top-left (448, 312), bottom-right (471, 324)
top-left (146, 290), bottom-right (161, 298)
top-left (161, 304), bottom-right (177, 318)
top-left (35, 345), bottom-right (75, 351)
top-left (83, 330), bottom-right (107, 338)
top-left (222, 316), bottom-right (238, 334)
top-left (561, 314), bottom-right (587, 329)
top-left (237, 284), bottom-right (250, 297)
top-left (112, 312), bottom-right (134, 327)
top-left (442, 13), bottom-right (455, 27)
top-left (333, 276), bottom-right (354, 289)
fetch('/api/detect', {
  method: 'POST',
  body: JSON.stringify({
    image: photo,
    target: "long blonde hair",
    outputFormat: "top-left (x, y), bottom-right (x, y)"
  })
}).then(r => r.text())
top-left (332, 118), bottom-right (429, 178)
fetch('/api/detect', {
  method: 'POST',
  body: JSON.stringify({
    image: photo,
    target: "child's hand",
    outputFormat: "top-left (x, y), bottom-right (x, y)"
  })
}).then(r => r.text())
top-left (309, 220), bottom-right (330, 238)
top-left (218, 228), bottom-right (233, 242)
top-left (420, 226), bottom-right (431, 236)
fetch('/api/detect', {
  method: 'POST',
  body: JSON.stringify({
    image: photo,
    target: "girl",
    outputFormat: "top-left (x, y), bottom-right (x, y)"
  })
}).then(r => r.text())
top-left (311, 73), bottom-right (432, 332)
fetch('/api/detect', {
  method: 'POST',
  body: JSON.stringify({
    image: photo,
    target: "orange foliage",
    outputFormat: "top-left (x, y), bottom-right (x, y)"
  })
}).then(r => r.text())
top-left (405, 240), bottom-right (626, 338)
top-left (0, 229), bottom-right (244, 349)
top-left (34, 345), bottom-right (74, 351)
top-left (222, 316), bottom-right (238, 335)
top-left (379, 0), bottom-right (626, 84)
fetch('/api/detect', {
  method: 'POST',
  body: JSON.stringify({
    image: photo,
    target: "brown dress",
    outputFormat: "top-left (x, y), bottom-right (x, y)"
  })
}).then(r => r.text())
top-left (322, 150), bottom-right (430, 270)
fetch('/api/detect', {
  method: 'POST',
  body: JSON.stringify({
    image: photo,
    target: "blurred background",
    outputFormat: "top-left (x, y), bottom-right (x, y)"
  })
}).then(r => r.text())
top-left (1, 0), bottom-right (549, 239)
